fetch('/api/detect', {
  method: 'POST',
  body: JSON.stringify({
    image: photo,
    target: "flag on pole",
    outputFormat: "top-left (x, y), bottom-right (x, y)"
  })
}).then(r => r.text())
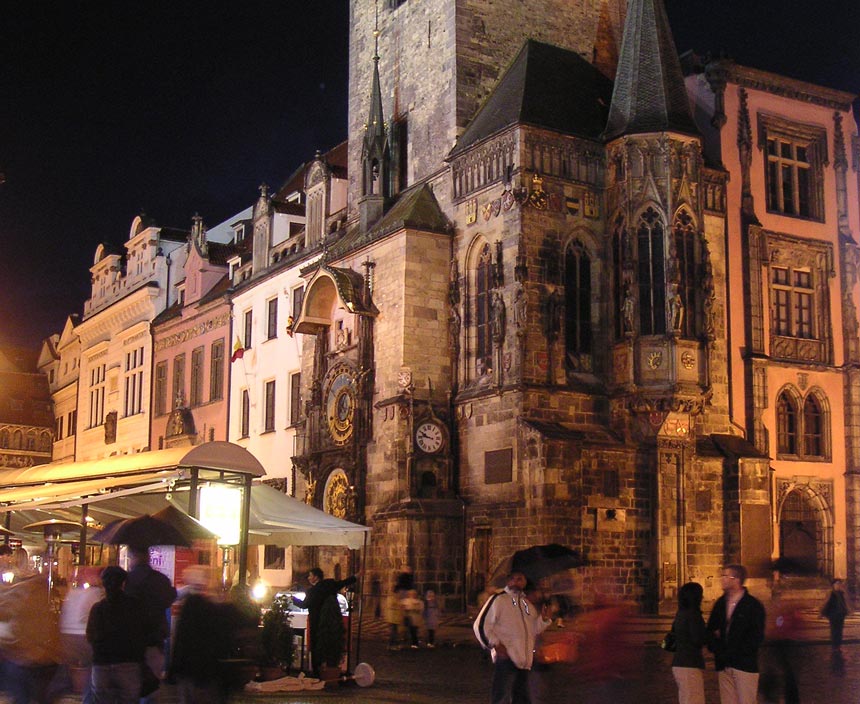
top-left (231, 337), bottom-right (245, 363)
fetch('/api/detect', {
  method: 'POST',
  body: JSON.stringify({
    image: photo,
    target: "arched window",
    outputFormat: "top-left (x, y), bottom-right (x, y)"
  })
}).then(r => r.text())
top-left (803, 395), bottom-right (824, 458)
top-left (565, 240), bottom-right (592, 357)
top-left (673, 209), bottom-right (698, 338)
top-left (11, 430), bottom-right (23, 450)
top-left (474, 243), bottom-right (493, 375)
top-left (776, 391), bottom-right (798, 455)
top-left (637, 207), bottom-right (666, 335)
top-left (0, 430), bottom-right (7, 448)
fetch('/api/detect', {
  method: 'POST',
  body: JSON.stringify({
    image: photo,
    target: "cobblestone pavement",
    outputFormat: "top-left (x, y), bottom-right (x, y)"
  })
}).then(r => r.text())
top-left (29, 612), bottom-right (860, 704)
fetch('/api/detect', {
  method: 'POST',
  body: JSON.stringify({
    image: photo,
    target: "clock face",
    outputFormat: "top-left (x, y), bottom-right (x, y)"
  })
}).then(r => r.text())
top-left (324, 366), bottom-right (356, 445)
top-left (415, 421), bottom-right (444, 454)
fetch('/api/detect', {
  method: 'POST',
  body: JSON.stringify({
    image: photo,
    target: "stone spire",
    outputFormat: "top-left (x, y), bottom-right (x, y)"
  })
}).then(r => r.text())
top-left (603, 0), bottom-right (698, 141)
top-left (359, 5), bottom-right (389, 231)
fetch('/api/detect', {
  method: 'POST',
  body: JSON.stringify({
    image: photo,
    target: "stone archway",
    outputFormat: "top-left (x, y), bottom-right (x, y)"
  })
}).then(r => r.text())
top-left (776, 481), bottom-right (833, 578)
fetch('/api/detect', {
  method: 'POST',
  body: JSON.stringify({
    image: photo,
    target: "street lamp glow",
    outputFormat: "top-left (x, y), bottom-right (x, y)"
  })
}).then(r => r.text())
top-left (198, 484), bottom-right (242, 546)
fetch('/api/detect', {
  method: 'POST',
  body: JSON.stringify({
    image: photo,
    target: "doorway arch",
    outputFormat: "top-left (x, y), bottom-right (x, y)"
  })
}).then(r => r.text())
top-left (776, 482), bottom-right (833, 577)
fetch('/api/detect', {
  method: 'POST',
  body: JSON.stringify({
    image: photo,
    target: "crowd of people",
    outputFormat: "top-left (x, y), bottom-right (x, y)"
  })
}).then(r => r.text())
top-left (384, 568), bottom-right (440, 650)
top-left (473, 563), bottom-right (853, 704)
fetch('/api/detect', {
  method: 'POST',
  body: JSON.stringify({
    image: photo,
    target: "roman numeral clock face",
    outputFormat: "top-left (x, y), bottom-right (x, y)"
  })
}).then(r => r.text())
top-left (324, 366), bottom-right (356, 445)
top-left (415, 421), bottom-right (444, 454)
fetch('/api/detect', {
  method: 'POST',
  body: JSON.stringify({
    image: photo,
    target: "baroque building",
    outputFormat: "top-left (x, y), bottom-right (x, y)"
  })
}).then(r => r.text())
top-left (288, 0), bottom-right (860, 611)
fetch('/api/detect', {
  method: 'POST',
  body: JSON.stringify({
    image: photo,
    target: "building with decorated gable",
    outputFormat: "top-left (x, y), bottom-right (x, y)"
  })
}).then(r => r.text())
top-left (150, 215), bottom-right (243, 452)
top-left (73, 215), bottom-right (188, 460)
top-left (227, 144), bottom-right (348, 586)
top-left (288, 0), bottom-right (860, 611)
top-left (37, 315), bottom-right (80, 464)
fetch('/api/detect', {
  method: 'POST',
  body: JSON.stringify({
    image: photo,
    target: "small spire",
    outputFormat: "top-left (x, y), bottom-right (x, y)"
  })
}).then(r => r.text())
top-left (603, 0), bottom-right (698, 140)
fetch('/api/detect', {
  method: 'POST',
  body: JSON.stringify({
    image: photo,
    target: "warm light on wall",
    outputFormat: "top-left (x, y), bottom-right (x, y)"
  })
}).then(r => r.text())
top-left (198, 484), bottom-right (242, 546)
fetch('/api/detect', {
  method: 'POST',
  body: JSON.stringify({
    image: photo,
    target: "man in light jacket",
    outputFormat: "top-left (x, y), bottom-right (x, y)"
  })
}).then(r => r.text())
top-left (474, 571), bottom-right (552, 704)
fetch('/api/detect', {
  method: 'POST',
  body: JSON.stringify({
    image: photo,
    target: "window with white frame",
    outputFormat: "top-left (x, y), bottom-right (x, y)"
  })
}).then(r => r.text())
top-left (89, 362), bottom-right (106, 427)
top-left (264, 380), bottom-right (276, 432)
top-left (123, 346), bottom-right (145, 416)
top-left (267, 298), bottom-right (278, 340)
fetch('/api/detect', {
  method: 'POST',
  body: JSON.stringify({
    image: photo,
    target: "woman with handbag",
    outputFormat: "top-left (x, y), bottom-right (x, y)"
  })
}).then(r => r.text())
top-left (671, 582), bottom-right (708, 704)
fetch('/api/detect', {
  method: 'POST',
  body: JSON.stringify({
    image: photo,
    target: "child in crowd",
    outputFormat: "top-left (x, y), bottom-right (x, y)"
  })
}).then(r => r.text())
top-left (423, 589), bottom-right (440, 648)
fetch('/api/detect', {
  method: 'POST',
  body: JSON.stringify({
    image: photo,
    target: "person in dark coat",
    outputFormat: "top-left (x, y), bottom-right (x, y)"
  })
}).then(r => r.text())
top-left (706, 564), bottom-right (766, 704)
top-left (292, 568), bottom-right (356, 677)
top-left (168, 567), bottom-right (237, 704)
top-left (124, 547), bottom-right (177, 701)
top-left (671, 582), bottom-right (707, 704)
top-left (821, 578), bottom-right (850, 650)
top-left (86, 566), bottom-right (153, 704)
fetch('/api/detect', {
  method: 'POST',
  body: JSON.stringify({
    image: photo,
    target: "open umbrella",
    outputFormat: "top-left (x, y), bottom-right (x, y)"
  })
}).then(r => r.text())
top-left (490, 543), bottom-right (584, 587)
top-left (91, 514), bottom-right (191, 549)
top-left (152, 504), bottom-right (218, 542)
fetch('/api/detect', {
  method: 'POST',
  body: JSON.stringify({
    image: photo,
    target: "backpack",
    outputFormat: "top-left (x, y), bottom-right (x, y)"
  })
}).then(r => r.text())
top-left (473, 591), bottom-right (504, 650)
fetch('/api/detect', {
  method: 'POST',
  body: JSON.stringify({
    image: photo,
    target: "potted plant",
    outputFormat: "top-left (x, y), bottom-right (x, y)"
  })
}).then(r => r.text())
top-left (259, 594), bottom-right (294, 679)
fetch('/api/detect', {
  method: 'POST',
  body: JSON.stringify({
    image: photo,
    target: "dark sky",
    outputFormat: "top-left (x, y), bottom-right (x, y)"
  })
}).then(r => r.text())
top-left (1, 1), bottom-right (858, 350)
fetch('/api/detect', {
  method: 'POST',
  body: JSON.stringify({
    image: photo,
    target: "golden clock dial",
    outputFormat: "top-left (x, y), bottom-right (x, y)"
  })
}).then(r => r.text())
top-left (324, 367), bottom-right (356, 445)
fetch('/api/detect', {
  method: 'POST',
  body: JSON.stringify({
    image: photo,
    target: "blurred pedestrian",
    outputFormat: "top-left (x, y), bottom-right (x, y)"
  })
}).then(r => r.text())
top-left (671, 582), bottom-right (707, 704)
top-left (124, 547), bottom-right (176, 702)
top-left (473, 571), bottom-right (553, 704)
top-left (423, 589), bottom-right (440, 648)
top-left (168, 567), bottom-right (236, 704)
top-left (706, 564), bottom-right (766, 704)
top-left (0, 571), bottom-right (60, 704)
top-left (59, 567), bottom-right (104, 704)
top-left (821, 578), bottom-right (850, 651)
top-left (385, 588), bottom-right (403, 650)
top-left (86, 566), bottom-right (153, 704)
top-left (402, 589), bottom-right (423, 649)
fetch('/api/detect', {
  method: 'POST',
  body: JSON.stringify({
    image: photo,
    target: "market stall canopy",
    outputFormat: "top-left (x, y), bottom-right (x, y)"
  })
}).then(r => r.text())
top-left (0, 442), bottom-right (267, 514)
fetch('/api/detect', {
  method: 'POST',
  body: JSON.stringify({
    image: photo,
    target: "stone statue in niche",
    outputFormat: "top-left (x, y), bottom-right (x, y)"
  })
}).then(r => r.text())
top-left (491, 291), bottom-right (506, 343)
top-left (622, 287), bottom-right (635, 335)
top-left (670, 288), bottom-right (684, 333)
top-left (304, 478), bottom-right (317, 505)
top-left (513, 285), bottom-right (527, 336)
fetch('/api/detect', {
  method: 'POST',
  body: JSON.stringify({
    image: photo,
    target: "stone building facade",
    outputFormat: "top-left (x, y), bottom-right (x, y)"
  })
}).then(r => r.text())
top-left (0, 346), bottom-right (53, 470)
top-left (288, 0), bottom-right (860, 612)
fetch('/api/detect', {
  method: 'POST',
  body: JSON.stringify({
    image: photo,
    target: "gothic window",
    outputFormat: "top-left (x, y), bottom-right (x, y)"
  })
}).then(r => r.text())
top-left (636, 207), bottom-right (666, 335)
top-left (776, 391), bottom-right (798, 455)
top-left (564, 240), bottom-right (592, 357)
top-left (777, 387), bottom-right (829, 460)
top-left (673, 209), bottom-right (699, 338)
top-left (803, 394), bottom-right (824, 457)
top-left (474, 243), bottom-right (493, 376)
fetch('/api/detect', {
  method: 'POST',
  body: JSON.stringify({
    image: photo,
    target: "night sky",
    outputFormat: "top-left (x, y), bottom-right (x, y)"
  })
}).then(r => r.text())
top-left (1, 1), bottom-right (858, 350)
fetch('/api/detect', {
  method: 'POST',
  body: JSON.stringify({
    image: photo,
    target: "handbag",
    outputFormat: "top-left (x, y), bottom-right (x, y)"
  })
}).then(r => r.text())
top-left (660, 629), bottom-right (676, 652)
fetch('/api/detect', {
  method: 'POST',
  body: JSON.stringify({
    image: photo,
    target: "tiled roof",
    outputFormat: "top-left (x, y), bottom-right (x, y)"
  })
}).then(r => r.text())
top-left (451, 40), bottom-right (613, 155)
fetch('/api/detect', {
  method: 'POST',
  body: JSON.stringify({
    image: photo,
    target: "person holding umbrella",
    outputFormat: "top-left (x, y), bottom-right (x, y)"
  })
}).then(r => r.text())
top-left (124, 547), bottom-right (177, 702)
top-left (473, 570), bottom-right (555, 704)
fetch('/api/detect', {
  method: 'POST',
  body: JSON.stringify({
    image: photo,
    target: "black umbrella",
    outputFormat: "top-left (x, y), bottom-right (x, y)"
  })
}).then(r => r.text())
top-left (490, 543), bottom-right (584, 587)
top-left (152, 504), bottom-right (218, 542)
top-left (91, 514), bottom-right (191, 549)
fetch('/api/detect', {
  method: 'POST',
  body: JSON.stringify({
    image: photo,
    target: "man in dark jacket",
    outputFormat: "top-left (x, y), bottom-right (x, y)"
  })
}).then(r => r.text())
top-left (87, 566), bottom-right (154, 704)
top-left (706, 564), bottom-right (766, 704)
top-left (292, 568), bottom-right (356, 677)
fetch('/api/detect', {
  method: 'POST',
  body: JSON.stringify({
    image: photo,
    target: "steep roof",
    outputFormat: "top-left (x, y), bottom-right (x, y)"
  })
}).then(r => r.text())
top-left (603, 0), bottom-right (698, 140)
top-left (451, 40), bottom-right (613, 155)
